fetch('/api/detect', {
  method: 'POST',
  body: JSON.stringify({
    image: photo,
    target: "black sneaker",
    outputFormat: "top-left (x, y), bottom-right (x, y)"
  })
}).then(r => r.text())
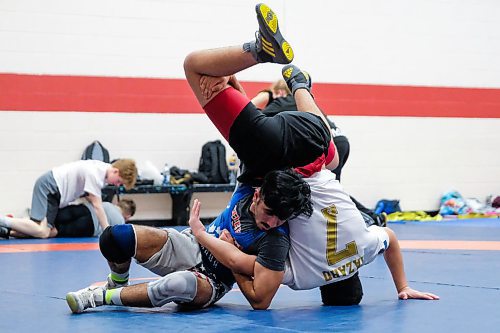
top-left (0, 226), bottom-right (10, 239)
top-left (282, 64), bottom-right (312, 95)
top-left (244, 3), bottom-right (294, 64)
top-left (374, 212), bottom-right (388, 227)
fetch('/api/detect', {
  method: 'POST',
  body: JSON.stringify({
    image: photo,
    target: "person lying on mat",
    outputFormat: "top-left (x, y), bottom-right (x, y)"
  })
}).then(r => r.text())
top-left (54, 199), bottom-right (136, 238)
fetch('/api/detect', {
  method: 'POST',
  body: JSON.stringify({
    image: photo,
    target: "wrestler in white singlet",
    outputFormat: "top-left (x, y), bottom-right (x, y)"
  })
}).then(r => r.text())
top-left (283, 169), bottom-right (389, 290)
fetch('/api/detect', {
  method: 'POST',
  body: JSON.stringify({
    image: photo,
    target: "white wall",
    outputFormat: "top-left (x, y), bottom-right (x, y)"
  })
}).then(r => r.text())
top-left (2, 0), bottom-right (499, 86)
top-left (338, 116), bottom-right (500, 210)
top-left (1, 0), bottom-right (499, 218)
top-left (0, 111), bottom-right (232, 218)
top-left (286, 0), bottom-right (500, 87)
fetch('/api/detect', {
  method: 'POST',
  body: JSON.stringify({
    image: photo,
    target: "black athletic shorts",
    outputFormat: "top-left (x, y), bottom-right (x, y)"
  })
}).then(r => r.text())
top-left (230, 104), bottom-right (331, 184)
top-left (54, 204), bottom-right (94, 237)
top-left (204, 88), bottom-right (332, 184)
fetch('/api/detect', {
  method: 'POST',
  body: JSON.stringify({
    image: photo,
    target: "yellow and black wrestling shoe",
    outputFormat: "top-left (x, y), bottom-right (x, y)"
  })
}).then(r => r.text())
top-left (282, 64), bottom-right (312, 95)
top-left (244, 3), bottom-right (294, 64)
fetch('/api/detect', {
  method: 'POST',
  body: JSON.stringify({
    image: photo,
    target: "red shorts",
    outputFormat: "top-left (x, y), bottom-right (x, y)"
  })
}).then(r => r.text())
top-left (203, 87), bottom-right (250, 140)
top-left (295, 140), bottom-right (336, 177)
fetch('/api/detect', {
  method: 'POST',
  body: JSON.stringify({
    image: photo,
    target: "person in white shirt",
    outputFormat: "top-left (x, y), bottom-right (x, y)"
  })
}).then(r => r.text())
top-left (189, 169), bottom-right (439, 305)
top-left (0, 159), bottom-right (137, 239)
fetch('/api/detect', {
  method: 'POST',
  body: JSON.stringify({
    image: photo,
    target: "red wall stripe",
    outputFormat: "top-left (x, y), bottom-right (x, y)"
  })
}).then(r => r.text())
top-left (1, 73), bottom-right (499, 118)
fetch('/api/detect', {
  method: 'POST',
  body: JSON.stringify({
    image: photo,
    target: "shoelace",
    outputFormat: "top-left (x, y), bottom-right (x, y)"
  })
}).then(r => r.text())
top-left (254, 31), bottom-right (262, 50)
top-left (82, 288), bottom-right (97, 308)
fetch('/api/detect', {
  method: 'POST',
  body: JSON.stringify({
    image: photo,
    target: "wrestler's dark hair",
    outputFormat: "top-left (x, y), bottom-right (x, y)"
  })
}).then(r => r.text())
top-left (259, 168), bottom-right (313, 221)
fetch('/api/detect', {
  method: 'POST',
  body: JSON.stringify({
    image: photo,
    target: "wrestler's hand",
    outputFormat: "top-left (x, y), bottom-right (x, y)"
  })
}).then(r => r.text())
top-left (200, 75), bottom-right (229, 100)
top-left (189, 199), bottom-right (205, 237)
top-left (219, 229), bottom-right (235, 244)
top-left (398, 286), bottom-right (440, 300)
top-left (219, 229), bottom-right (244, 250)
top-left (227, 75), bottom-right (246, 96)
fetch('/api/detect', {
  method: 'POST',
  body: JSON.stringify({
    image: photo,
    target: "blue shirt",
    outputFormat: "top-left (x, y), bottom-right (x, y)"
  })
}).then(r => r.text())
top-left (200, 184), bottom-right (290, 286)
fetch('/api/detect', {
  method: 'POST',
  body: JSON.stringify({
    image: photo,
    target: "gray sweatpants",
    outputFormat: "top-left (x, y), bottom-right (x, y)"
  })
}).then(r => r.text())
top-left (30, 171), bottom-right (60, 227)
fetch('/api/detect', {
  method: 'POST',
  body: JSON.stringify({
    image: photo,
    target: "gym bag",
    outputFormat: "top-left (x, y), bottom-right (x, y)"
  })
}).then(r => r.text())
top-left (198, 140), bottom-right (229, 184)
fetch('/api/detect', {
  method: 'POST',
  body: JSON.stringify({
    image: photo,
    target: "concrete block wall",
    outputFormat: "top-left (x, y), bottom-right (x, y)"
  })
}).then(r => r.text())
top-left (1, 0), bottom-right (499, 220)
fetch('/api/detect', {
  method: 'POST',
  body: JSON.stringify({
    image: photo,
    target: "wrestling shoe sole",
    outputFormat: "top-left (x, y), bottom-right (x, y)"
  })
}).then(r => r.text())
top-left (66, 293), bottom-right (83, 314)
top-left (256, 3), bottom-right (294, 63)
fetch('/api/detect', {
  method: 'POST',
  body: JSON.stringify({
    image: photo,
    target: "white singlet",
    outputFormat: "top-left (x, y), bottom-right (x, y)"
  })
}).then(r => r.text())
top-left (283, 169), bottom-right (389, 290)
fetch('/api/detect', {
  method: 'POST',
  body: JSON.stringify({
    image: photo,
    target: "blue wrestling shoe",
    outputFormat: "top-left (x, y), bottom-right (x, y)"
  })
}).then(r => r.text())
top-left (244, 3), bottom-right (294, 64)
top-left (282, 64), bottom-right (312, 95)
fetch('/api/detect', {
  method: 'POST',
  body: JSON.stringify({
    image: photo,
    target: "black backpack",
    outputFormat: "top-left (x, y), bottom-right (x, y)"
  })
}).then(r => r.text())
top-left (81, 140), bottom-right (110, 163)
top-left (198, 140), bottom-right (229, 184)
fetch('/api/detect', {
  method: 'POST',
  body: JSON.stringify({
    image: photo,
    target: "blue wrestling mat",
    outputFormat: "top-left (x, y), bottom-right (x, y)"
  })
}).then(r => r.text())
top-left (0, 219), bottom-right (499, 332)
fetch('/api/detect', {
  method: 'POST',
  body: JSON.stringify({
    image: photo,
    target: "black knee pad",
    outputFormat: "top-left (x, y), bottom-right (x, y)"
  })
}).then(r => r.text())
top-left (99, 225), bottom-right (136, 264)
top-left (320, 272), bottom-right (363, 306)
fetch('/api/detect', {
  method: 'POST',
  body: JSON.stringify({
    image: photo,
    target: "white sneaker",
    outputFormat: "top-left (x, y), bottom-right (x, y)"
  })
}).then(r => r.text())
top-left (66, 286), bottom-right (105, 314)
top-left (105, 274), bottom-right (129, 290)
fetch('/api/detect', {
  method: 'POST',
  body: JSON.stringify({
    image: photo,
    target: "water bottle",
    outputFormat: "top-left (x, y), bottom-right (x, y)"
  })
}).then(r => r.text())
top-left (162, 163), bottom-right (170, 186)
top-left (228, 154), bottom-right (237, 185)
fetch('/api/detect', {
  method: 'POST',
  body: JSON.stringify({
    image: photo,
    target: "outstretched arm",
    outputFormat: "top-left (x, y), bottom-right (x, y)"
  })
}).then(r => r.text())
top-left (86, 193), bottom-right (109, 231)
top-left (251, 91), bottom-right (271, 109)
top-left (383, 227), bottom-right (440, 300)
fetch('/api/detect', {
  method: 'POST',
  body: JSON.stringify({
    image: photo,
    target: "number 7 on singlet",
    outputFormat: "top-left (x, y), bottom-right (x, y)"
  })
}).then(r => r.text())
top-left (322, 205), bottom-right (359, 265)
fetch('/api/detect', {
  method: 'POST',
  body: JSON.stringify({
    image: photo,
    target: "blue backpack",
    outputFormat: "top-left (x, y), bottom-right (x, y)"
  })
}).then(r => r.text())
top-left (374, 199), bottom-right (401, 214)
